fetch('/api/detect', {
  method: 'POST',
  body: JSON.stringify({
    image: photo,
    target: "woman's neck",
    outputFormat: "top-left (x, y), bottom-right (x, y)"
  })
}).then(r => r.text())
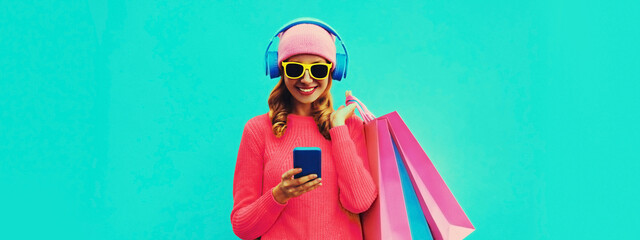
top-left (291, 102), bottom-right (312, 116)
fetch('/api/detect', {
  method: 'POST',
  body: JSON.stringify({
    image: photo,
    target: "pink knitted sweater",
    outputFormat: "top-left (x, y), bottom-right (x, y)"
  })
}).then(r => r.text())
top-left (231, 113), bottom-right (377, 240)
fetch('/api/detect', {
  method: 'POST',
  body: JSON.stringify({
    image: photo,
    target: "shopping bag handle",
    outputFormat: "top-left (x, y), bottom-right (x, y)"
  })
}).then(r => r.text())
top-left (345, 95), bottom-right (376, 123)
top-left (346, 99), bottom-right (373, 123)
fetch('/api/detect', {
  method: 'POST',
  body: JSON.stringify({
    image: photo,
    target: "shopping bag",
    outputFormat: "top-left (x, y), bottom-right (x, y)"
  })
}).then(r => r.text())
top-left (352, 100), bottom-right (432, 240)
top-left (359, 116), bottom-right (413, 240)
top-left (392, 136), bottom-right (434, 239)
top-left (348, 95), bottom-right (474, 240)
top-left (384, 111), bottom-right (475, 240)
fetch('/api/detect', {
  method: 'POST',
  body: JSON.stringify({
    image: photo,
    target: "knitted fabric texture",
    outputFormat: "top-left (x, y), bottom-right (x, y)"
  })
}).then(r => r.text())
top-left (231, 113), bottom-right (377, 240)
top-left (277, 24), bottom-right (337, 71)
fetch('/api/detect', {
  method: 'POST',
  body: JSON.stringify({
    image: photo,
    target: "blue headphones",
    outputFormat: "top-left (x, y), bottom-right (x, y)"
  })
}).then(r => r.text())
top-left (264, 17), bottom-right (349, 81)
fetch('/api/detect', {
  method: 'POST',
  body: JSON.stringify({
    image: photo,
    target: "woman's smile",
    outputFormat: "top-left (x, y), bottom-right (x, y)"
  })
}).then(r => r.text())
top-left (296, 85), bottom-right (318, 95)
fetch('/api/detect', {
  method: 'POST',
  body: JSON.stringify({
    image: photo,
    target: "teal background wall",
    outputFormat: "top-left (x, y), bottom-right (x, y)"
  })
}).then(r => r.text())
top-left (1, 0), bottom-right (638, 239)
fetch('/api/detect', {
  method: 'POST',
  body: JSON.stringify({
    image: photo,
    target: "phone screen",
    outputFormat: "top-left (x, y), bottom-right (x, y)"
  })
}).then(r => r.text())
top-left (293, 147), bottom-right (322, 179)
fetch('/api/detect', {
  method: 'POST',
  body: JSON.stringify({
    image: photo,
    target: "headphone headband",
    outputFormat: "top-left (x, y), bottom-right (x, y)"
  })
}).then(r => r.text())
top-left (264, 17), bottom-right (349, 80)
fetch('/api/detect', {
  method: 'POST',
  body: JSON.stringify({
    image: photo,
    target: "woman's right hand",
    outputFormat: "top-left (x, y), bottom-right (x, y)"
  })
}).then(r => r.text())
top-left (272, 168), bottom-right (322, 204)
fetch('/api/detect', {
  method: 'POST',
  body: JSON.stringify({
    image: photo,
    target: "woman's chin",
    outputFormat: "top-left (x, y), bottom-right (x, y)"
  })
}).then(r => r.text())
top-left (292, 93), bottom-right (320, 104)
top-left (293, 97), bottom-right (317, 105)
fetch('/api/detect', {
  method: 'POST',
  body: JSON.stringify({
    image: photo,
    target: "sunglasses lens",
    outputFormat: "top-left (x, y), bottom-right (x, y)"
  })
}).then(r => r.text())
top-left (285, 63), bottom-right (304, 78)
top-left (310, 64), bottom-right (329, 79)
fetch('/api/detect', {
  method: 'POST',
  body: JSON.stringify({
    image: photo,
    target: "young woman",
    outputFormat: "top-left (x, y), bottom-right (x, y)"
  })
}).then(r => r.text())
top-left (230, 20), bottom-right (377, 240)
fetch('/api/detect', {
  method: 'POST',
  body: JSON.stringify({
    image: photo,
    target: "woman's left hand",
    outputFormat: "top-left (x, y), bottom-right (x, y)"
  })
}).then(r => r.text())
top-left (330, 90), bottom-right (357, 128)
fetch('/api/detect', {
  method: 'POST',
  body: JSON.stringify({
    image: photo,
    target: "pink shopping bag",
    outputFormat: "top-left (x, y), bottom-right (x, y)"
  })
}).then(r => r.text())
top-left (383, 111), bottom-right (475, 240)
top-left (360, 116), bottom-right (413, 240)
top-left (349, 95), bottom-right (474, 240)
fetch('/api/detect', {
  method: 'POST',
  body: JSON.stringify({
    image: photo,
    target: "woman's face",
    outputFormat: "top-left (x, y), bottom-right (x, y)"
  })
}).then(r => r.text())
top-left (283, 54), bottom-right (331, 105)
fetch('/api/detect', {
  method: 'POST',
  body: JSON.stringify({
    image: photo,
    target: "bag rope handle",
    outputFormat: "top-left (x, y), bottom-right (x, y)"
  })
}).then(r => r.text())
top-left (345, 95), bottom-right (375, 123)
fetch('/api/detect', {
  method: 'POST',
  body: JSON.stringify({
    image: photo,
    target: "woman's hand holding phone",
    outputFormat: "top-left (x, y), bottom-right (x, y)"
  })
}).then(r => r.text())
top-left (272, 168), bottom-right (322, 204)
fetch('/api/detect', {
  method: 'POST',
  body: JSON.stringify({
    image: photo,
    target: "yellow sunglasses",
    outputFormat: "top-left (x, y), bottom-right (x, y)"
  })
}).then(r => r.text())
top-left (282, 62), bottom-right (333, 80)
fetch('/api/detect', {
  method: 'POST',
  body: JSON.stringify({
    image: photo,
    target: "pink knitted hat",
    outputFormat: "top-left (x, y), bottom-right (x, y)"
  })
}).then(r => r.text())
top-left (277, 24), bottom-right (337, 71)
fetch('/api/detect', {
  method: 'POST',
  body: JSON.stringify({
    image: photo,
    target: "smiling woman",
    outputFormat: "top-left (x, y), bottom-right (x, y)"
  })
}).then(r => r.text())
top-left (275, 54), bottom-right (333, 139)
top-left (230, 18), bottom-right (378, 239)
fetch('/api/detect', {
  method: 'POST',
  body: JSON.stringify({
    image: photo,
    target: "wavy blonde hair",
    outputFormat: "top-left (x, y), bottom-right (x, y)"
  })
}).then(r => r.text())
top-left (268, 76), bottom-right (334, 140)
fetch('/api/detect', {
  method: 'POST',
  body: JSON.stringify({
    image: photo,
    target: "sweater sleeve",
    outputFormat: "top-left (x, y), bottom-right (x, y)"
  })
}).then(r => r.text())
top-left (328, 116), bottom-right (378, 214)
top-left (230, 119), bottom-right (287, 240)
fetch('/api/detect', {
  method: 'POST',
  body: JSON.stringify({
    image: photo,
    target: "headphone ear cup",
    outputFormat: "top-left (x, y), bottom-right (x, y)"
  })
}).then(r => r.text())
top-left (332, 53), bottom-right (347, 81)
top-left (266, 51), bottom-right (280, 78)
